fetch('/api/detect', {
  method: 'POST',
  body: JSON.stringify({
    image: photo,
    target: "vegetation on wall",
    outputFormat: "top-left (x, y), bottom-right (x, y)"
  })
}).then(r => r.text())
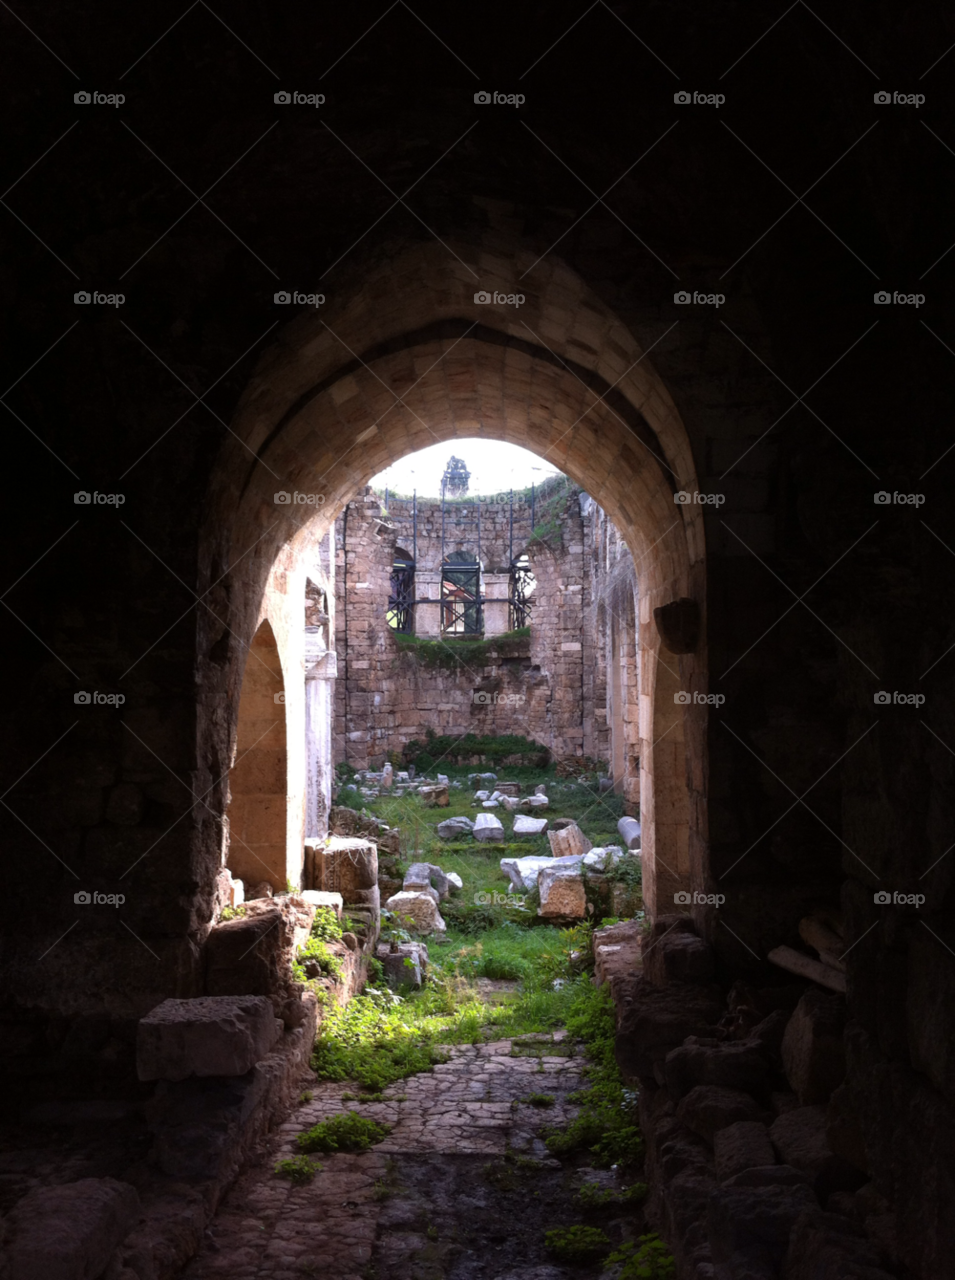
top-left (393, 627), bottom-right (530, 671)
top-left (403, 729), bottom-right (550, 770)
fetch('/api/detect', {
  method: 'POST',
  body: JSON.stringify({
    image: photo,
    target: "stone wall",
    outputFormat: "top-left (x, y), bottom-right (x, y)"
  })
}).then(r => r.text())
top-left (332, 481), bottom-right (600, 770)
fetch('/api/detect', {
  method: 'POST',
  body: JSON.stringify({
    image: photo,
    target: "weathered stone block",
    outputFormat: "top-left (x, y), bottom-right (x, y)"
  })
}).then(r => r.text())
top-left (204, 910), bottom-right (287, 997)
top-left (644, 928), bottom-right (716, 986)
top-left (137, 995), bottom-right (281, 1081)
top-left (437, 815), bottom-right (473, 838)
top-left (474, 812), bottom-right (504, 843)
top-left (781, 989), bottom-right (847, 1105)
top-left (538, 867), bottom-right (586, 918)
top-left (384, 890), bottom-right (446, 934)
top-left (5, 1177), bottom-right (141, 1280)
top-left (665, 1040), bottom-right (771, 1100)
top-left (677, 1086), bottom-right (771, 1143)
top-left (547, 823), bottom-right (592, 858)
top-left (513, 815), bottom-right (548, 835)
top-left (714, 1121), bottom-right (777, 1182)
top-left (309, 837), bottom-right (378, 899)
top-left (614, 977), bottom-right (724, 1081)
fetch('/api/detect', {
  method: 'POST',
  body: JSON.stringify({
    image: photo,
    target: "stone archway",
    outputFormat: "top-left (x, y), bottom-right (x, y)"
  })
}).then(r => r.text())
top-left (201, 235), bottom-right (707, 918)
top-left (226, 619), bottom-right (289, 892)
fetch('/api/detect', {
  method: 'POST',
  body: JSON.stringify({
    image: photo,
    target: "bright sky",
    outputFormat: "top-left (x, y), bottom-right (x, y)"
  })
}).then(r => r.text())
top-left (370, 438), bottom-right (563, 499)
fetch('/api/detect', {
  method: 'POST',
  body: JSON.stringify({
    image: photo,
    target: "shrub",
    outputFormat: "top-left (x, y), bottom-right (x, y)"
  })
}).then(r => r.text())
top-left (275, 1155), bottom-right (322, 1184)
top-left (296, 1112), bottom-right (391, 1154)
top-left (543, 1225), bottom-right (611, 1262)
top-left (606, 1234), bottom-right (676, 1278)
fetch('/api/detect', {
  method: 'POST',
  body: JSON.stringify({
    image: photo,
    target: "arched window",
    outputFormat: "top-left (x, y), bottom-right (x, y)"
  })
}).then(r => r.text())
top-left (387, 548), bottom-right (415, 633)
top-left (442, 550), bottom-right (483, 635)
top-left (508, 551), bottom-right (536, 630)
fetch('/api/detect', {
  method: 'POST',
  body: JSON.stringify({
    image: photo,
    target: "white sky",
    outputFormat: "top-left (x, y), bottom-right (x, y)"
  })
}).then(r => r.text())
top-left (370, 438), bottom-right (563, 499)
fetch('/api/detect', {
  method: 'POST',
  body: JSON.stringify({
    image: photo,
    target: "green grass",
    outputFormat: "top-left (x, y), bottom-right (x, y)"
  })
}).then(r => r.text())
top-left (274, 1155), bottom-right (322, 1184)
top-left (297, 1113), bottom-right (391, 1154)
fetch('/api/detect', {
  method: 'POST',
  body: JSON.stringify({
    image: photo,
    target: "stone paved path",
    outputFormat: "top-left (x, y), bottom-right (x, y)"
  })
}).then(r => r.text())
top-left (181, 1032), bottom-right (616, 1280)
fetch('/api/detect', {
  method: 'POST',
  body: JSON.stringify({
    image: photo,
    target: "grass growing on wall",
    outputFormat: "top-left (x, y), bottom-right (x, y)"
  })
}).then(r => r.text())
top-left (393, 628), bottom-right (530, 671)
top-left (402, 730), bottom-right (549, 770)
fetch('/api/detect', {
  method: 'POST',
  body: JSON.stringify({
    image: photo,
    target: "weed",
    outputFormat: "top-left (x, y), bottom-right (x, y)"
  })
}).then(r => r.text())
top-left (543, 1225), bottom-right (611, 1262)
top-left (606, 1234), bottom-right (676, 1278)
top-left (296, 1113), bottom-right (391, 1154)
top-left (275, 1155), bottom-right (322, 1185)
top-left (577, 1180), bottom-right (648, 1207)
top-left (522, 1092), bottom-right (555, 1107)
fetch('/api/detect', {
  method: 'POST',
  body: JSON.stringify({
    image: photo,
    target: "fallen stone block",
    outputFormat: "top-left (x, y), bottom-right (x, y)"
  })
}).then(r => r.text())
top-left (300, 890), bottom-right (344, 918)
top-left (501, 853), bottom-right (582, 892)
top-left (474, 812), bottom-right (505, 843)
top-left (376, 940), bottom-right (429, 988)
top-left (137, 995), bottom-right (282, 1082)
top-left (204, 909), bottom-right (289, 997)
top-left (473, 789), bottom-right (490, 802)
top-left (617, 816), bottom-right (642, 850)
top-left (538, 866), bottom-right (586, 918)
top-left (495, 782), bottom-right (521, 796)
top-left (384, 890), bottom-right (446, 934)
top-left (437, 815), bottom-right (474, 838)
top-left (513, 814), bottom-right (548, 836)
top-left (582, 845), bottom-right (624, 870)
top-left (677, 1086), bottom-right (770, 1144)
top-left (468, 772), bottom-right (497, 783)
top-left (501, 795), bottom-right (521, 811)
top-left (534, 784), bottom-right (547, 796)
top-left (714, 1121), bottom-right (778, 1182)
top-left (5, 1177), bottom-right (141, 1280)
top-left (547, 822), bottom-right (592, 858)
top-left (307, 837), bottom-right (378, 899)
top-left (418, 783), bottom-right (449, 806)
top-left (446, 871), bottom-right (463, 892)
top-left (593, 919), bottom-right (642, 986)
top-left (781, 988), bottom-right (847, 1105)
top-left (520, 794), bottom-right (549, 810)
top-left (483, 799), bottom-right (500, 808)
